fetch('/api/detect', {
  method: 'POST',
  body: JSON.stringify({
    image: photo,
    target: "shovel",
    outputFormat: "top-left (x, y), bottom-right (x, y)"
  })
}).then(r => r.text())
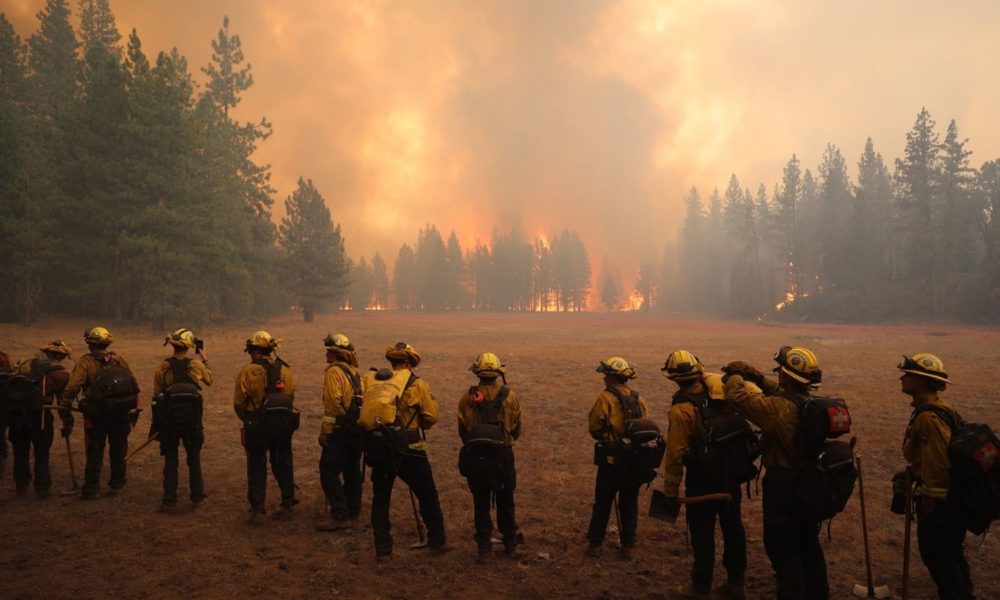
top-left (60, 436), bottom-right (81, 496)
top-left (852, 457), bottom-right (890, 598)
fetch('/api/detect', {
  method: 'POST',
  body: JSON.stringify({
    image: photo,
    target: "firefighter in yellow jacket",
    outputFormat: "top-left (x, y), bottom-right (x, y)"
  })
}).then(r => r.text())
top-left (151, 328), bottom-right (213, 512)
top-left (894, 353), bottom-right (974, 599)
top-left (362, 342), bottom-right (446, 560)
top-left (317, 333), bottom-right (363, 531)
top-left (662, 350), bottom-right (747, 600)
top-left (586, 356), bottom-right (649, 560)
top-left (457, 352), bottom-right (523, 562)
top-left (722, 347), bottom-right (828, 600)
top-left (61, 327), bottom-right (140, 500)
top-left (0, 349), bottom-right (14, 474)
top-left (233, 331), bottom-right (298, 521)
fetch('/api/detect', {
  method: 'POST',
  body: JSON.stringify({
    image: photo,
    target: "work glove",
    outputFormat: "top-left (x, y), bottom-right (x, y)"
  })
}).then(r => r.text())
top-left (318, 432), bottom-right (330, 448)
top-left (128, 408), bottom-right (141, 432)
top-left (722, 361), bottom-right (764, 385)
top-left (890, 470), bottom-right (908, 515)
top-left (60, 418), bottom-right (74, 439)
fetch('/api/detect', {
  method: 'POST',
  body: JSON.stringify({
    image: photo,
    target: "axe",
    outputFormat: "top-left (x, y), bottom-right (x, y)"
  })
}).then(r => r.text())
top-left (852, 457), bottom-right (890, 598)
top-left (124, 432), bottom-right (159, 463)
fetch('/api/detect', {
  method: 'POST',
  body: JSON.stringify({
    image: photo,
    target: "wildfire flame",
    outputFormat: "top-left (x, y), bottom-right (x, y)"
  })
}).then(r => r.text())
top-left (624, 291), bottom-right (644, 311)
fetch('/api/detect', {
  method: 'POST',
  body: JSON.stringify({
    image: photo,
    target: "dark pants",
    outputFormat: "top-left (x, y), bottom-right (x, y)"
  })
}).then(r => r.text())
top-left (244, 428), bottom-right (296, 509)
top-left (371, 451), bottom-right (446, 556)
top-left (8, 411), bottom-right (54, 492)
top-left (686, 483), bottom-right (747, 591)
top-left (917, 499), bottom-right (975, 600)
top-left (586, 464), bottom-right (640, 547)
top-left (468, 450), bottom-right (518, 548)
top-left (319, 431), bottom-right (363, 520)
top-left (762, 475), bottom-right (828, 600)
top-left (159, 425), bottom-right (205, 504)
top-left (84, 411), bottom-right (132, 494)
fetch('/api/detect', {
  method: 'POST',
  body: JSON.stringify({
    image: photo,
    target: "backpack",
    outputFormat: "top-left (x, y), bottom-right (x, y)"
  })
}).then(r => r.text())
top-left (91, 355), bottom-right (139, 413)
top-left (155, 358), bottom-right (203, 428)
top-left (252, 359), bottom-right (299, 437)
top-left (332, 363), bottom-right (365, 444)
top-left (606, 387), bottom-right (666, 486)
top-left (360, 368), bottom-right (419, 470)
top-left (458, 386), bottom-right (512, 486)
top-left (2, 360), bottom-right (60, 419)
top-left (787, 395), bottom-right (857, 521)
top-left (681, 394), bottom-right (760, 493)
top-left (915, 405), bottom-right (1000, 535)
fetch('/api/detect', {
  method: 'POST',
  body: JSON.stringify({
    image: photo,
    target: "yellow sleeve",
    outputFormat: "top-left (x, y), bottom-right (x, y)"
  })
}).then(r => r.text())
top-left (457, 394), bottom-right (474, 441)
top-left (724, 375), bottom-right (783, 433)
top-left (321, 367), bottom-right (349, 434)
top-left (281, 365), bottom-right (296, 399)
top-left (662, 403), bottom-right (697, 498)
top-left (191, 359), bottom-right (213, 387)
top-left (62, 358), bottom-right (93, 402)
top-left (913, 412), bottom-right (952, 499)
top-left (233, 367), bottom-right (251, 420)
top-left (506, 389), bottom-right (523, 442)
top-left (152, 362), bottom-right (168, 397)
top-left (589, 393), bottom-right (611, 441)
top-left (415, 380), bottom-right (438, 430)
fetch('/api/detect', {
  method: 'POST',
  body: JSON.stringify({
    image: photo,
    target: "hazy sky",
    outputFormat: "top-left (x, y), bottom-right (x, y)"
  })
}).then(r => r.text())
top-left (8, 1), bottom-right (1000, 270)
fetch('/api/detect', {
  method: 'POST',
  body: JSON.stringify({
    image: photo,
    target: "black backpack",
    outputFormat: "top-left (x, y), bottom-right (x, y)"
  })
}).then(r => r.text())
top-left (363, 371), bottom-right (420, 470)
top-left (680, 394), bottom-right (760, 493)
top-left (787, 394), bottom-right (858, 521)
top-left (607, 387), bottom-right (666, 486)
top-left (458, 386), bottom-right (512, 486)
top-left (155, 358), bottom-right (203, 428)
top-left (914, 405), bottom-right (1000, 535)
top-left (332, 363), bottom-right (365, 441)
top-left (254, 359), bottom-right (299, 437)
top-left (91, 355), bottom-right (139, 413)
top-left (2, 360), bottom-right (60, 418)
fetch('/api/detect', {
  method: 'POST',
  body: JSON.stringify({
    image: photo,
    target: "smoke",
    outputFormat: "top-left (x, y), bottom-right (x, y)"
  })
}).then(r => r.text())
top-left (10, 0), bottom-right (1000, 275)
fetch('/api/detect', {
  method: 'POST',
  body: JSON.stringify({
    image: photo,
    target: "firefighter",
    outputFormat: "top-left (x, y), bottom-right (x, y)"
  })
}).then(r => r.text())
top-left (317, 333), bottom-right (364, 531)
top-left (722, 347), bottom-right (829, 600)
top-left (233, 331), bottom-right (298, 522)
top-left (894, 353), bottom-right (974, 599)
top-left (151, 328), bottom-right (212, 512)
top-left (7, 341), bottom-right (72, 498)
top-left (60, 327), bottom-right (140, 500)
top-left (661, 350), bottom-right (747, 600)
top-left (363, 342), bottom-right (447, 561)
top-left (586, 356), bottom-right (649, 560)
top-left (457, 352), bottom-right (523, 562)
top-left (0, 348), bottom-right (13, 475)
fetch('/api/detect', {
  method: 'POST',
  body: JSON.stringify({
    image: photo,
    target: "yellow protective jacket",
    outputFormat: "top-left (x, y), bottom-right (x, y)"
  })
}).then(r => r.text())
top-left (361, 368), bottom-right (438, 450)
top-left (152, 354), bottom-right (213, 396)
top-left (233, 357), bottom-right (295, 420)
top-left (457, 379), bottom-right (523, 446)
top-left (62, 352), bottom-right (137, 403)
top-left (661, 373), bottom-right (726, 497)
top-left (903, 392), bottom-right (954, 500)
top-left (16, 357), bottom-right (70, 399)
top-left (589, 383), bottom-right (649, 443)
top-left (322, 361), bottom-right (359, 434)
top-left (724, 374), bottom-right (800, 471)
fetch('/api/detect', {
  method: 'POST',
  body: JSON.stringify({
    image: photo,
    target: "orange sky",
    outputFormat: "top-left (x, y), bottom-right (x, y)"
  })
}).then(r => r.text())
top-left (9, 1), bottom-right (1000, 274)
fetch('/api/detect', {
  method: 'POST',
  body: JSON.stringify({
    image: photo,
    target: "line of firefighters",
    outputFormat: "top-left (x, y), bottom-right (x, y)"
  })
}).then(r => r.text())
top-left (0, 327), bottom-right (983, 600)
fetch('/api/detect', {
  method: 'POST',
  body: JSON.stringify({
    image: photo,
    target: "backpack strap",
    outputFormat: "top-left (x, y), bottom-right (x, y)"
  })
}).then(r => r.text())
top-left (167, 357), bottom-right (196, 387)
top-left (333, 363), bottom-right (363, 396)
top-left (253, 358), bottom-right (283, 394)
top-left (912, 403), bottom-right (962, 432)
top-left (606, 386), bottom-right (642, 420)
top-left (477, 385), bottom-right (509, 425)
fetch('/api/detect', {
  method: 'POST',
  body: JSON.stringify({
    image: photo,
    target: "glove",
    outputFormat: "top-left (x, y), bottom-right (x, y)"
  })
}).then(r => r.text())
top-left (318, 432), bottom-right (330, 448)
top-left (722, 361), bottom-right (764, 384)
top-left (60, 420), bottom-right (73, 439)
top-left (890, 471), bottom-right (908, 514)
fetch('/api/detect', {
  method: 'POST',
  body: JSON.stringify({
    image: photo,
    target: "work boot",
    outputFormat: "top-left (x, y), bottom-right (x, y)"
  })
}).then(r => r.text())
top-left (619, 546), bottom-right (634, 561)
top-left (429, 543), bottom-right (453, 555)
top-left (713, 580), bottom-right (746, 600)
top-left (80, 489), bottom-right (100, 501)
top-left (316, 515), bottom-right (351, 531)
top-left (503, 542), bottom-right (520, 559)
top-left (671, 583), bottom-right (711, 600)
top-left (159, 501), bottom-right (177, 514)
top-left (35, 488), bottom-right (51, 500)
top-left (585, 543), bottom-right (601, 558)
top-left (246, 506), bottom-right (266, 524)
top-left (476, 544), bottom-right (492, 564)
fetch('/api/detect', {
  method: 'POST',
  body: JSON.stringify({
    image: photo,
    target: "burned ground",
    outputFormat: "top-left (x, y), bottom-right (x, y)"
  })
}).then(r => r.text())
top-left (1, 313), bottom-right (998, 599)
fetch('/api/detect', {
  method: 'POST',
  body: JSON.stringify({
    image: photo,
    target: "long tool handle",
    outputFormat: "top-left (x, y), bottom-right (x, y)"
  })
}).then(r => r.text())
top-left (41, 404), bottom-right (83, 413)
top-left (902, 467), bottom-right (914, 600)
top-left (124, 432), bottom-right (159, 463)
top-left (681, 492), bottom-right (732, 505)
top-left (65, 436), bottom-right (79, 489)
top-left (856, 457), bottom-right (875, 596)
top-left (409, 487), bottom-right (426, 544)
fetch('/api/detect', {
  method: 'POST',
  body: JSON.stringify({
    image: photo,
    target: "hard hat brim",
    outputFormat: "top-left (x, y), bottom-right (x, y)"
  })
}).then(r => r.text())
top-left (899, 368), bottom-right (951, 384)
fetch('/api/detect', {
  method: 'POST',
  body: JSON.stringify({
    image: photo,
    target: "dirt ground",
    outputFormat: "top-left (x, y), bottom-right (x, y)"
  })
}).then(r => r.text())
top-left (1, 313), bottom-right (998, 599)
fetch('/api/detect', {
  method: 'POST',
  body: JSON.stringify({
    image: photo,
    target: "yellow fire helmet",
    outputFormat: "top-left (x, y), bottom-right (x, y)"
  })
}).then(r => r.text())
top-left (245, 330), bottom-right (279, 351)
top-left (773, 345), bottom-right (821, 386)
top-left (470, 352), bottom-right (506, 378)
top-left (83, 326), bottom-right (113, 346)
top-left (323, 333), bottom-right (355, 352)
top-left (596, 356), bottom-right (637, 379)
top-left (898, 353), bottom-right (950, 384)
top-left (164, 327), bottom-right (196, 349)
top-left (661, 349), bottom-right (703, 381)
top-left (40, 340), bottom-right (72, 358)
top-left (385, 342), bottom-right (421, 367)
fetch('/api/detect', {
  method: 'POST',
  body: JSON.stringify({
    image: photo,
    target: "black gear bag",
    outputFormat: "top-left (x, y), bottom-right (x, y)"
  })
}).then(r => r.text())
top-left (91, 355), bottom-right (139, 413)
top-left (458, 386), bottom-right (512, 486)
top-left (681, 395), bottom-right (760, 493)
top-left (606, 387), bottom-right (665, 486)
top-left (155, 358), bottom-right (203, 428)
top-left (786, 394), bottom-right (857, 521)
top-left (250, 359), bottom-right (299, 437)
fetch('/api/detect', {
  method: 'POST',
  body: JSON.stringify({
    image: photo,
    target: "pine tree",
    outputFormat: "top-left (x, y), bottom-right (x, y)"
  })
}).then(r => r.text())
top-left (678, 187), bottom-right (706, 308)
top-left (346, 256), bottom-right (373, 310)
top-left (78, 0), bottom-right (120, 56)
top-left (635, 262), bottom-right (655, 311)
top-left (444, 231), bottom-right (466, 309)
top-left (817, 144), bottom-right (853, 288)
top-left (278, 178), bottom-right (350, 322)
top-left (895, 108), bottom-right (940, 312)
top-left (392, 244), bottom-right (416, 310)
top-left (854, 137), bottom-right (894, 285)
top-left (371, 252), bottom-right (389, 309)
top-left (977, 159), bottom-right (1000, 320)
top-left (774, 154), bottom-right (802, 296)
top-left (938, 120), bottom-right (977, 271)
top-left (598, 255), bottom-right (621, 311)
top-left (414, 223), bottom-right (448, 310)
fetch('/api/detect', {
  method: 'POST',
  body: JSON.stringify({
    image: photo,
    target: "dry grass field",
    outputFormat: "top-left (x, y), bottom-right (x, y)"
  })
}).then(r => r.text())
top-left (1, 312), bottom-right (998, 599)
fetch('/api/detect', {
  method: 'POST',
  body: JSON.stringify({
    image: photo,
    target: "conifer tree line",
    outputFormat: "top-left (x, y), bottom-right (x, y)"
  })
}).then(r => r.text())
top-left (628, 109), bottom-right (999, 322)
top-left (0, 1), bottom-right (352, 324)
